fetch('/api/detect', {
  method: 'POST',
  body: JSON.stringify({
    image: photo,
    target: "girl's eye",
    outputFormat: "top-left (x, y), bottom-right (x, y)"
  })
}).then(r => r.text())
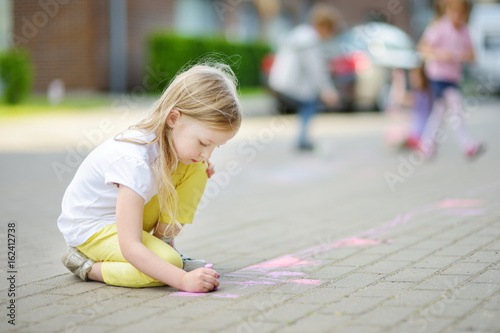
top-left (199, 140), bottom-right (208, 147)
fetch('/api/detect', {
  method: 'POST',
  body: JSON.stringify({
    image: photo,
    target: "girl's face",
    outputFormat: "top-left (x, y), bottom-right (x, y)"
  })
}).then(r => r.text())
top-left (447, 5), bottom-right (467, 29)
top-left (168, 110), bottom-right (236, 165)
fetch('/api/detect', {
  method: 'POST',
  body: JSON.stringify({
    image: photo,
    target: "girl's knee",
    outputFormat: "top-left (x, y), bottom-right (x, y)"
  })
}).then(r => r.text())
top-left (443, 88), bottom-right (462, 104)
top-left (144, 234), bottom-right (183, 269)
top-left (157, 246), bottom-right (183, 269)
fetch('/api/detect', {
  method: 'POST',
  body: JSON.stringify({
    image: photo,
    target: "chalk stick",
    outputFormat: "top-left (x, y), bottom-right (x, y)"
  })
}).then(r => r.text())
top-left (204, 263), bottom-right (217, 291)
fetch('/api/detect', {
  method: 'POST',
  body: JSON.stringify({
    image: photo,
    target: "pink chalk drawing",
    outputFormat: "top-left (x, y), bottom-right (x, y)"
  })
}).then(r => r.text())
top-left (169, 291), bottom-right (205, 297)
top-left (289, 279), bottom-right (322, 285)
top-left (169, 291), bottom-right (240, 299)
top-left (289, 237), bottom-right (388, 263)
top-left (175, 195), bottom-right (490, 299)
top-left (437, 199), bottom-right (484, 209)
top-left (219, 196), bottom-right (488, 296)
top-left (267, 271), bottom-right (305, 277)
top-left (445, 208), bottom-right (487, 216)
top-left (221, 236), bottom-right (386, 292)
top-left (222, 280), bottom-right (276, 289)
top-left (358, 210), bottom-right (424, 239)
top-left (332, 237), bottom-right (384, 247)
top-left (436, 199), bottom-right (487, 216)
top-left (245, 255), bottom-right (315, 270)
top-left (221, 277), bottom-right (322, 289)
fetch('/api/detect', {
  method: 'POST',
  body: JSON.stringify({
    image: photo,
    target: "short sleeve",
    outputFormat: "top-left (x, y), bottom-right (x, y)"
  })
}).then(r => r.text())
top-left (421, 21), bottom-right (440, 46)
top-left (104, 156), bottom-right (156, 202)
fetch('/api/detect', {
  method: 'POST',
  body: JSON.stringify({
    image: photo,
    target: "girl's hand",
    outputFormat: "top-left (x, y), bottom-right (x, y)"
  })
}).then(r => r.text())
top-left (181, 268), bottom-right (220, 293)
top-left (320, 89), bottom-right (339, 107)
top-left (437, 50), bottom-right (453, 61)
top-left (206, 160), bottom-right (215, 178)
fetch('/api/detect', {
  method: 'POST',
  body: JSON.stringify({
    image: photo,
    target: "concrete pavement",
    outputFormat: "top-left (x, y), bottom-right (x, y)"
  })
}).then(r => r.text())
top-left (0, 97), bottom-right (499, 333)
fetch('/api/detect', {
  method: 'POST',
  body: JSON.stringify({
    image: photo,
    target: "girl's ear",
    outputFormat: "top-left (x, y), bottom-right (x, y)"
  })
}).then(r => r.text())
top-left (166, 109), bottom-right (182, 128)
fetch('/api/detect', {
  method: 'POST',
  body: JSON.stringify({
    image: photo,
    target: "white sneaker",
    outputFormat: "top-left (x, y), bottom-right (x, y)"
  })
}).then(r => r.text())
top-left (178, 251), bottom-right (207, 272)
top-left (61, 247), bottom-right (94, 281)
top-left (160, 237), bottom-right (207, 272)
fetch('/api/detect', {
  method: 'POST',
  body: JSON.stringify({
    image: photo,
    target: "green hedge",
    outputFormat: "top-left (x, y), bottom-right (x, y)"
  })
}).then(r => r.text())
top-left (148, 33), bottom-right (271, 93)
top-left (0, 49), bottom-right (32, 104)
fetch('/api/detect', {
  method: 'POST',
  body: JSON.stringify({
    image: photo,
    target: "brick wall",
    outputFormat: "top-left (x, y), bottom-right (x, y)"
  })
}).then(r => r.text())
top-left (12, 0), bottom-right (174, 92)
top-left (13, 0), bottom-right (110, 91)
top-left (91, 1), bottom-right (110, 91)
top-left (11, 0), bottom-right (411, 92)
top-left (326, 0), bottom-right (411, 33)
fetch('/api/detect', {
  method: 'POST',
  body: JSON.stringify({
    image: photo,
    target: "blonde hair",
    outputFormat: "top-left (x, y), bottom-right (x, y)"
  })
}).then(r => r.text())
top-left (119, 63), bottom-right (241, 237)
top-left (435, 0), bottom-right (471, 20)
top-left (311, 3), bottom-right (340, 35)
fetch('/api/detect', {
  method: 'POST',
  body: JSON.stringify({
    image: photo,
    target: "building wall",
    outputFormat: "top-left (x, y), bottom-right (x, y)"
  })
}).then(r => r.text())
top-left (12, 0), bottom-right (174, 92)
top-left (324, 0), bottom-right (411, 33)
top-left (12, 0), bottom-right (109, 91)
top-left (10, 0), bottom-right (413, 92)
top-left (92, 1), bottom-right (110, 91)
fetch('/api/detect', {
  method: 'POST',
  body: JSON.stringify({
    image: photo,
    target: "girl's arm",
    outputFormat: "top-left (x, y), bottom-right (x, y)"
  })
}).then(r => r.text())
top-left (418, 22), bottom-right (453, 62)
top-left (419, 39), bottom-right (474, 63)
top-left (116, 184), bottom-right (219, 292)
top-left (418, 40), bottom-right (453, 62)
top-left (417, 39), bottom-right (433, 59)
top-left (462, 45), bottom-right (475, 63)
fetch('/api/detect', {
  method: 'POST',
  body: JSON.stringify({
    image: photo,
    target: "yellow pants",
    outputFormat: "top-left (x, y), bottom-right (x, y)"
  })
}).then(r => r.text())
top-left (77, 162), bottom-right (207, 288)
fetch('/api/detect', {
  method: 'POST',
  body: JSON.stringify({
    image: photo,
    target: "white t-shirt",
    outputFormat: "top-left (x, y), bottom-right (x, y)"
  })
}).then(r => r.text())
top-left (58, 130), bottom-right (159, 247)
top-left (269, 24), bottom-right (335, 102)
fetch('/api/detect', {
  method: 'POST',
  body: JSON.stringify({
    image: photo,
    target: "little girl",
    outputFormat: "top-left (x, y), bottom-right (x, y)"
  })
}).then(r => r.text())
top-left (57, 64), bottom-right (242, 292)
top-left (418, 0), bottom-right (483, 159)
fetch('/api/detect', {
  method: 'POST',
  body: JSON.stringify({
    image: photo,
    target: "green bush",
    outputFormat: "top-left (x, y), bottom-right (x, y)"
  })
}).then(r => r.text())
top-left (0, 49), bottom-right (33, 104)
top-left (148, 33), bottom-right (271, 93)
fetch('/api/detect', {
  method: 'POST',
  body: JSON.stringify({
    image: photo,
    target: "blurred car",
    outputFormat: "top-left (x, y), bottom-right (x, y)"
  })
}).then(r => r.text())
top-left (261, 22), bottom-right (418, 113)
top-left (468, 3), bottom-right (500, 93)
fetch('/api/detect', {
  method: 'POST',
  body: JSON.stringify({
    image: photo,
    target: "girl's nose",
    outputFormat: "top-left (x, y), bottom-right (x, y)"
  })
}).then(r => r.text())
top-left (201, 147), bottom-right (215, 160)
top-left (200, 150), bottom-right (211, 161)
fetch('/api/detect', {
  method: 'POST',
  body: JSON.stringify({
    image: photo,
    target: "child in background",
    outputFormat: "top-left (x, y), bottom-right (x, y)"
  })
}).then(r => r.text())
top-left (57, 64), bottom-right (242, 292)
top-left (402, 64), bottom-right (434, 150)
top-left (269, 3), bottom-right (340, 151)
top-left (418, 0), bottom-right (483, 159)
